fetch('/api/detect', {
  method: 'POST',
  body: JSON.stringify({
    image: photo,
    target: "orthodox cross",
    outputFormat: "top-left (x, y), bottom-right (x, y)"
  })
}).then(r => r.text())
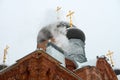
top-left (3, 45), bottom-right (9, 64)
top-left (106, 50), bottom-right (114, 67)
top-left (56, 6), bottom-right (61, 20)
top-left (66, 10), bottom-right (74, 28)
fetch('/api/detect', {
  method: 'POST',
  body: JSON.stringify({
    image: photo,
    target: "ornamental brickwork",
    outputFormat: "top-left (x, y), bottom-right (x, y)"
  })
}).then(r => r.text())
top-left (74, 57), bottom-right (118, 80)
top-left (0, 50), bottom-right (81, 80)
top-left (0, 50), bottom-right (118, 80)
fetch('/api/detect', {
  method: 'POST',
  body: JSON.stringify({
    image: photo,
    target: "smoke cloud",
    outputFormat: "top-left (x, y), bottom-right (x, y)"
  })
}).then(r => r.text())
top-left (37, 21), bottom-right (71, 49)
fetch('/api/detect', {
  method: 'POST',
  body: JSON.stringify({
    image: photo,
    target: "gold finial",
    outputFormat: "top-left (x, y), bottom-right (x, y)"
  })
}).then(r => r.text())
top-left (3, 45), bottom-right (9, 64)
top-left (66, 10), bottom-right (74, 28)
top-left (56, 6), bottom-right (61, 20)
top-left (106, 50), bottom-right (114, 67)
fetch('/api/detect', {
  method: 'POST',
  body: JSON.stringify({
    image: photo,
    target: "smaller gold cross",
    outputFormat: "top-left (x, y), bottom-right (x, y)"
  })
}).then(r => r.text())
top-left (3, 45), bottom-right (9, 64)
top-left (56, 6), bottom-right (61, 20)
top-left (106, 50), bottom-right (114, 67)
top-left (56, 6), bottom-right (61, 12)
top-left (66, 10), bottom-right (74, 28)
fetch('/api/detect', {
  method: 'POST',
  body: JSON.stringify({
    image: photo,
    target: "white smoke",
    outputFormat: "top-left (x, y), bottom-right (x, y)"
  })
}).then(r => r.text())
top-left (50, 22), bottom-right (70, 50)
top-left (37, 21), bottom-right (70, 50)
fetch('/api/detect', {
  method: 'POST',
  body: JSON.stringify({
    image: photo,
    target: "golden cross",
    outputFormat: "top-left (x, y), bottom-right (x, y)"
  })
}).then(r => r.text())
top-left (106, 50), bottom-right (114, 67)
top-left (66, 10), bottom-right (74, 28)
top-left (56, 6), bottom-right (61, 20)
top-left (3, 45), bottom-right (9, 64)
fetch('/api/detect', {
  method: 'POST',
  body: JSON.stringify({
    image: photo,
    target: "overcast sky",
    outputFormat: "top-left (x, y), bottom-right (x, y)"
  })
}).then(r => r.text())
top-left (0, 0), bottom-right (120, 68)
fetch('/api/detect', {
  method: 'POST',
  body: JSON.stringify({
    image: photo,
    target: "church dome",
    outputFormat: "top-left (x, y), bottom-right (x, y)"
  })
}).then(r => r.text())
top-left (66, 28), bottom-right (86, 42)
top-left (0, 64), bottom-right (7, 70)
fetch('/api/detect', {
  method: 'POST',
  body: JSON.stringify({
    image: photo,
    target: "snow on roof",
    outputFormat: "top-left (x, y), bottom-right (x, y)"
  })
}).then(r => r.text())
top-left (117, 75), bottom-right (120, 80)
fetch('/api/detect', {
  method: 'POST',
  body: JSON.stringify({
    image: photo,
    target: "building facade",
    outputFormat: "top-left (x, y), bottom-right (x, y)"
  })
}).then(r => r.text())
top-left (0, 50), bottom-right (118, 80)
top-left (0, 50), bottom-right (81, 80)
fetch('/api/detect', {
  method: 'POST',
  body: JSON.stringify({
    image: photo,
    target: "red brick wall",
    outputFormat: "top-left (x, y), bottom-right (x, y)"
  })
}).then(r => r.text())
top-left (0, 50), bottom-right (81, 80)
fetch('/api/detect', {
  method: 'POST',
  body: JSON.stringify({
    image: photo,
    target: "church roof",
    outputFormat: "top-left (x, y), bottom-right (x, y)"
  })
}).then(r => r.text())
top-left (47, 42), bottom-right (64, 54)
top-left (0, 50), bottom-right (82, 80)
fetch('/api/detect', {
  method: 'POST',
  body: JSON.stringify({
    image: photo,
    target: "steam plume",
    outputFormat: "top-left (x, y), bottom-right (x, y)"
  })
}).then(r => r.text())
top-left (37, 21), bottom-right (73, 49)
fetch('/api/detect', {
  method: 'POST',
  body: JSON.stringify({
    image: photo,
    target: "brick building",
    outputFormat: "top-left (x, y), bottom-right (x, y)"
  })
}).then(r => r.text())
top-left (0, 50), bottom-right (82, 80)
top-left (0, 50), bottom-right (118, 80)
top-left (0, 22), bottom-right (118, 80)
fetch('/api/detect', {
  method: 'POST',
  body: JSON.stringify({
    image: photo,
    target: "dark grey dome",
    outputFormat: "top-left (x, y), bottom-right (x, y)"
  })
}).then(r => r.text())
top-left (66, 28), bottom-right (85, 42)
top-left (0, 64), bottom-right (7, 70)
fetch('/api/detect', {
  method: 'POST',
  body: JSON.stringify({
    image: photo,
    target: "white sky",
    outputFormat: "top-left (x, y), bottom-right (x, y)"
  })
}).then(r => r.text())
top-left (0, 0), bottom-right (120, 68)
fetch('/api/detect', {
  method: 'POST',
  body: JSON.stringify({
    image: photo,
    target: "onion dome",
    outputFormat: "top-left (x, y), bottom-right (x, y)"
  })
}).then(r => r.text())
top-left (66, 28), bottom-right (85, 42)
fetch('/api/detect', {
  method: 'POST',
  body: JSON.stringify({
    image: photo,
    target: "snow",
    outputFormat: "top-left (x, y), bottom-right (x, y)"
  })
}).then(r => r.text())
top-left (46, 44), bottom-right (65, 67)
top-left (117, 75), bottom-right (120, 80)
top-left (77, 58), bottom-right (120, 80)
top-left (77, 59), bottom-right (96, 68)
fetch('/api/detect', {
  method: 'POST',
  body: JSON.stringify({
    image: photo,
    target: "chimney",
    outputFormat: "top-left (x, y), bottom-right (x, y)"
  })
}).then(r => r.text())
top-left (37, 38), bottom-right (55, 51)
